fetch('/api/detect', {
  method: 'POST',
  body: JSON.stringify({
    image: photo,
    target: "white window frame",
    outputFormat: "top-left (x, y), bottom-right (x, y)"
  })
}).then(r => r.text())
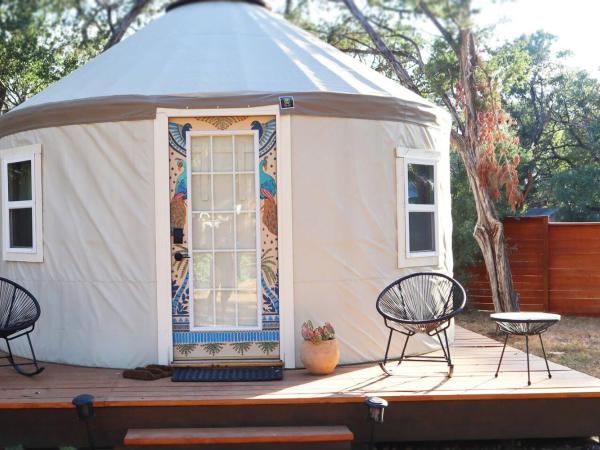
top-left (396, 146), bottom-right (440, 268)
top-left (1, 144), bottom-right (43, 263)
top-left (186, 130), bottom-right (262, 332)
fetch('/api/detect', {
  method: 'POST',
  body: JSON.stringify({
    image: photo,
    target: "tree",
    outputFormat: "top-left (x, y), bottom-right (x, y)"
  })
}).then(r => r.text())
top-left (0, 0), bottom-right (166, 114)
top-left (497, 32), bottom-right (600, 218)
top-left (337, 0), bottom-right (522, 311)
top-left (0, 0), bottom-right (81, 114)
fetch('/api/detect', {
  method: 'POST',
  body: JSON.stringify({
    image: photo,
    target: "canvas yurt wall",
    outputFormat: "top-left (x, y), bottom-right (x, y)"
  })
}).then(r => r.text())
top-left (289, 115), bottom-right (452, 366)
top-left (0, 121), bottom-right (159, 368)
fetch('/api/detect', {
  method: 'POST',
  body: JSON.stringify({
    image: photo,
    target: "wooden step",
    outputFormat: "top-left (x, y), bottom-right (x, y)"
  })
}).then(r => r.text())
top-left (123, 426), bottom-right (353, 449)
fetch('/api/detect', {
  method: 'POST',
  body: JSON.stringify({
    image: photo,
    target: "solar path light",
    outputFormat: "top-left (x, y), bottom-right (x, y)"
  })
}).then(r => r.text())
top-left (365, 396), bottom-right (389, 449)
top-left (72, 393), bottom-right (96, 450)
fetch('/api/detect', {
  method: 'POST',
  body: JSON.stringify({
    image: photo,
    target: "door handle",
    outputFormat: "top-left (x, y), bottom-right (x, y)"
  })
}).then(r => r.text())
top-left (174, 251), bottom-right (190, 262)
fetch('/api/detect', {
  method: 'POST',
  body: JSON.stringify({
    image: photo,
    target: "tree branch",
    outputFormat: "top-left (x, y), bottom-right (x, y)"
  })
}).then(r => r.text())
top-left (416, 0), bottom-right (459, 54)
top-left (103, 0), bottom-right (152, 51)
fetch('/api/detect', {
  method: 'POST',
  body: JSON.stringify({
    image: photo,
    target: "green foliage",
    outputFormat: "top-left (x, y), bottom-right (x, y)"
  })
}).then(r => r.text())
top-left (0, 0), bottom-right (169, 113)
top-left (550, 167), bottom-right (600, 222)
top-left (0, 0), bottom-right (82, 113)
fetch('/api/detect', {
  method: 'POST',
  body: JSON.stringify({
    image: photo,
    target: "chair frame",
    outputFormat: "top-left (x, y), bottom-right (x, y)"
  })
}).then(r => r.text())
top-left (0, 277), bottom-right (44, 376)
top-left (376, 272), bottom-right (466, 377)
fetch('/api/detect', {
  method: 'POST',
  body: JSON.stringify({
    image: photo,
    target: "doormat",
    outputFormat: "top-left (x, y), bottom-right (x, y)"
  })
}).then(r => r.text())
top-left (172, 366), bottom-right (284, 382)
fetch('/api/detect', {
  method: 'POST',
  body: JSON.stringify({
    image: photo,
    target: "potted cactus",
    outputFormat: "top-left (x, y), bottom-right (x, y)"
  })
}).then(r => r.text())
top-left (300, 321), bottom-right (340, 375)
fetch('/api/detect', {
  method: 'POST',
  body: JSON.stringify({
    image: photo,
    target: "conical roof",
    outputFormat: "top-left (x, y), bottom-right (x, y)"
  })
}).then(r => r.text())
top-left (0, 0), bottom-right (447, 138)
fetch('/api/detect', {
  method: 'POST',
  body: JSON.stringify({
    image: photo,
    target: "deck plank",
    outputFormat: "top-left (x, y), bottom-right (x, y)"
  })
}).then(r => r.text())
top-left (0, 326), bottom-right (599, 410)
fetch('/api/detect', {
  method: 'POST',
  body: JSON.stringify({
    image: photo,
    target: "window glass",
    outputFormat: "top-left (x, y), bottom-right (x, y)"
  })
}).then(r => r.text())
top-left (7, 160), bottom-right (32, 201)
top-left (408, 163), bottom-right (434, 205)
top-left (190, 134), bottom-right (260, 329)
top-left (409, 211), bottom-right (435, 252)
top-left (9, 208), bottom-right (33, 248)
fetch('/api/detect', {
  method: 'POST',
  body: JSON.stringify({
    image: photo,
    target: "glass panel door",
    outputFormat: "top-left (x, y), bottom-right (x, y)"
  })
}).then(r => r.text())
top-left (189, 133), bottom-right (260, 330)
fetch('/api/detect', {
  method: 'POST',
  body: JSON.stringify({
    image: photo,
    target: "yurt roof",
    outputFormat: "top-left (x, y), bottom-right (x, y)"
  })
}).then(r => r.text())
top-left (0, 0), bottom-right (449, 138)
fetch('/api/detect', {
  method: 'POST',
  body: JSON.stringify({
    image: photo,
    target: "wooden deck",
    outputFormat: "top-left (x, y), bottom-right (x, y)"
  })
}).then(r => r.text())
top-left (2, 327), bottom-right (600, 447)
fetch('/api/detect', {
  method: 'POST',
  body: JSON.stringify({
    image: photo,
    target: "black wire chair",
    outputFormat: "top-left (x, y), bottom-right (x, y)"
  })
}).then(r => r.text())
top-left (0, 278), bottom-right (44, 376)
top-left (376, 272), bottom-right (466, 377)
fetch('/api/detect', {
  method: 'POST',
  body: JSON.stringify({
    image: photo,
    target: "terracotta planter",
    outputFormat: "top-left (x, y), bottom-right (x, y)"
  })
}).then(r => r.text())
top-left (300, 339), bottom-right (340, 375)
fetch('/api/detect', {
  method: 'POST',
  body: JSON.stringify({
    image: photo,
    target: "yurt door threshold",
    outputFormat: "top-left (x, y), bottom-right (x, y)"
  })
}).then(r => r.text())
top-left (168, 115), bottom-right (281, 366)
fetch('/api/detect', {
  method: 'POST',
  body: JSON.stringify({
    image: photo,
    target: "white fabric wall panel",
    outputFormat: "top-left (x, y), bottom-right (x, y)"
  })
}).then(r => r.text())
top-left (290, 116), bottom-right (453, 366)
top-left (0, 121), bottom-right (157, 368)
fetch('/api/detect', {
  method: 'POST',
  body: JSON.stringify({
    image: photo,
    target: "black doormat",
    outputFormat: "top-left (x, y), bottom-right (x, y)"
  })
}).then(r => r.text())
top-left (172, 366), bottom-right (284, 382)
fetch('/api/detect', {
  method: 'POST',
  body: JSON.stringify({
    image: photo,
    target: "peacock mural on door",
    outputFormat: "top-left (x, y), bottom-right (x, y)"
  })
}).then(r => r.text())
top-left (169, 116), bottom-right (280, 360)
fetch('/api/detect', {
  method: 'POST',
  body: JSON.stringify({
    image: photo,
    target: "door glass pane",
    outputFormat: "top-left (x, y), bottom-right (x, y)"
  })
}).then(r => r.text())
top-left (213, 136), bottom-right (233, 172)
top-left (236, 213), bottom-right (256, 249)
top-left (215, 290), bottom-right (236, 326)
top-left (237, 291), bottom-right (258, 327)
top-left (214, 252), bottom-right (235, 289)
top-left (7, 160), bottom-right (32, 201)
top-left (194, 290), bottom-right (214, 327)
top-left (188, 133), bottom-right (261, 329)
top-left (192, 213), bottom-right (212, 250)
top-left (192, 253), bottom-right (213, 289)
top-left (235, 135), bottom-right (254, 171)
top-left (9, 208), bottom-right (33, 248)
top-left (237, 252), bottom-right (257, 290)
top-left (213, 174), bottom-right (234, 210)
top-left (409, 211), bottom-right (436, 252)
top-left (236, 174), bottom-right (255, 211)
top-left (213, 213), bottom-right (234, 249)
top-left (408, 163), bottom-right (434, 205)
top-left (191, 136), bottom-right (211, 172)
top-left (191, 174), bottom-right (211, 211)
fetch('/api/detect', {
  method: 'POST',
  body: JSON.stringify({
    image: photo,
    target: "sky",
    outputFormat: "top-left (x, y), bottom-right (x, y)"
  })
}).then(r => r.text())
top-left (270, 0), bottom-right (600, 78)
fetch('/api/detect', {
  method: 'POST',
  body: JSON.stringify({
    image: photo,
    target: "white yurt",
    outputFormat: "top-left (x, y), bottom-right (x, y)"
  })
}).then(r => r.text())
top-left (0, 0), bottom-right (453, 369)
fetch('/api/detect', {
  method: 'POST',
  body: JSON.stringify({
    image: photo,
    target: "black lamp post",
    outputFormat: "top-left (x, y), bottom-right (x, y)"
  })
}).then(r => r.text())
top-left (365, 396), bottom-right (388, 450)
top-left (72, 393), bottom-right (96, 450)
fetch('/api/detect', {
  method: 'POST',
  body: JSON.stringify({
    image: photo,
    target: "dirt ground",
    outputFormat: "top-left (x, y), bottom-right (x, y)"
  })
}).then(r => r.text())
top-left (457, 309), bottom-right (600, 378)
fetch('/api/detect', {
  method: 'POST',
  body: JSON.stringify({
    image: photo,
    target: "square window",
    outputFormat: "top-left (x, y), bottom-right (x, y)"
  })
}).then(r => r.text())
top-left (408, 211), bottom-right (436, 253)
top-left (407, 163), bottom-right (434, 205)
top-left (9, 208), bottom-right (33, 248)
top-left (7, 160), bottom-right (32, 201)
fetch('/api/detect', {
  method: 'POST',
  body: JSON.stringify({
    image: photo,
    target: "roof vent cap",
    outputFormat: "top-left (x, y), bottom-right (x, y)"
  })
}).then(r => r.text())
top-left (166, 0), bottom-right (269, 12)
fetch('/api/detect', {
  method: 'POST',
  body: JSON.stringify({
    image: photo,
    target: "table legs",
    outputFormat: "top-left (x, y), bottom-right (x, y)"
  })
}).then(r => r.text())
top-left (494, 334), bottom-right (509, 378)
top-left (539, 333), bottom-right (552, 379)
top-left (495, 333), bottom-right (553, 385)
top-left (525, 335), bottom-right (531, 386)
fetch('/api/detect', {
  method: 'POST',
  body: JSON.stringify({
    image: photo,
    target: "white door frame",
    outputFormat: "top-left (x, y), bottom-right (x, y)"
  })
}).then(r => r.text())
top-left (153, 106), bottom-right (296, 368)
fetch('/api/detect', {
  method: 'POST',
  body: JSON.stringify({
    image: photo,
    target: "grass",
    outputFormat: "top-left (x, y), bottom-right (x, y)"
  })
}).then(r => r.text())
top-left (457, 309), bottom-right (600, 378)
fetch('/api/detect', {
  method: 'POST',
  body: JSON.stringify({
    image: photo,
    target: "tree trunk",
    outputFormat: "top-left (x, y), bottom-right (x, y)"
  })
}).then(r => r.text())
top-left (103, 0), bottom-right (152, 51)
top-left (457, 28), bottom-right (519, 312)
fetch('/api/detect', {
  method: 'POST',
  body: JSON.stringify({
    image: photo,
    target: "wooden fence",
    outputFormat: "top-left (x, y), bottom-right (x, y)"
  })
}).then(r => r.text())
top-left (467, 216), bottom-right (600, 315)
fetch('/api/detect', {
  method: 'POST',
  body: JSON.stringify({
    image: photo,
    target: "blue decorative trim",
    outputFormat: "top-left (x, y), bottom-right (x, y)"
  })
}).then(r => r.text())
top-left (173, 330), bottom-right (279, 344)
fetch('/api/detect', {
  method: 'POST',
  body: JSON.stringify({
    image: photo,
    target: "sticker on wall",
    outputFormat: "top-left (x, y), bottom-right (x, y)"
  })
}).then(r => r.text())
top-left (279, 96), bottom-right (295, 110)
